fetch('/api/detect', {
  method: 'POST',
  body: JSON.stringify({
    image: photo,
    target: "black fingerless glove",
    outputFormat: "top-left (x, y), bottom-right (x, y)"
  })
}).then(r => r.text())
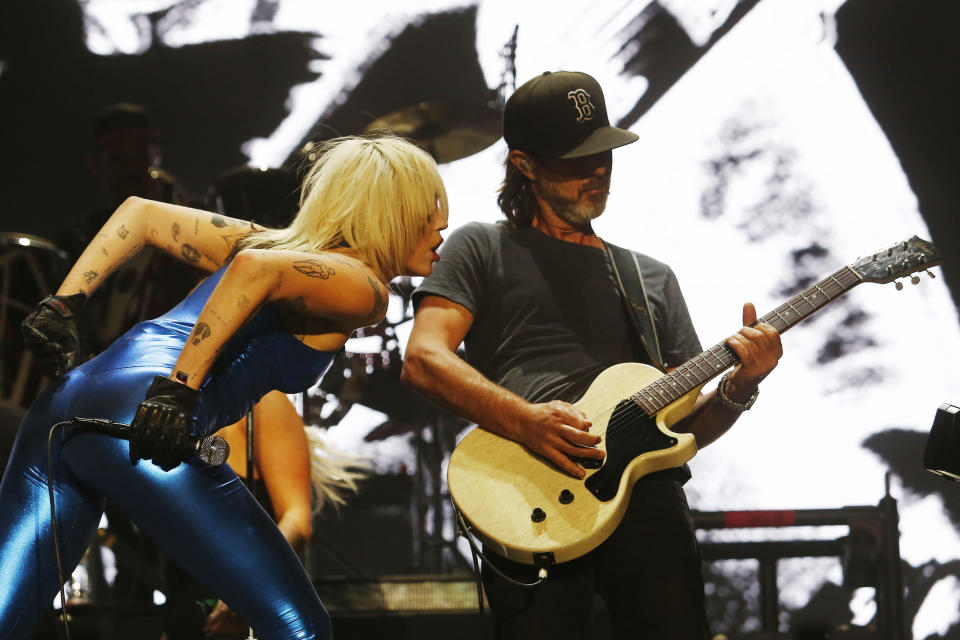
top-left (129, 375), bottom-right (199, 471)
top-left (20, 292), bottom-right (88, 379)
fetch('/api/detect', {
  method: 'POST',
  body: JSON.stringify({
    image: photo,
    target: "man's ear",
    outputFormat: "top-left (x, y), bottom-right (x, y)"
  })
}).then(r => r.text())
top-left (508, 150), bottom-right (535, 179)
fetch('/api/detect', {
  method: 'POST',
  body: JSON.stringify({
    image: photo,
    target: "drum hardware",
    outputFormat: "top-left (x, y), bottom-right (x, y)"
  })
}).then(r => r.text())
top-left (362, 99), bottom-right (502, 165)
top-left (0, 233), bottom-right (69, 407)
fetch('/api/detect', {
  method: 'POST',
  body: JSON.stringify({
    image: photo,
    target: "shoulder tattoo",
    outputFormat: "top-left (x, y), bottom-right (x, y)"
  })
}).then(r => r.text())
top-left (293, 258), bottom-right (336, 279)
top-left (362, 276), bottom-right (387, 325)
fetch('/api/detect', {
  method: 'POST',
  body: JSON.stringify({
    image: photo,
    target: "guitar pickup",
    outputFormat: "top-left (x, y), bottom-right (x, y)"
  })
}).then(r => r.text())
top-left (566, 454), bottom-right (603, 469)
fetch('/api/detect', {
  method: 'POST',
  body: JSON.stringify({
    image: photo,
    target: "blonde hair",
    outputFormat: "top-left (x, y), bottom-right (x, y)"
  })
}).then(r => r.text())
top-left (303, 425), bottom-right (369, 513)
top-left (236, 134), bottom-right (448, 281)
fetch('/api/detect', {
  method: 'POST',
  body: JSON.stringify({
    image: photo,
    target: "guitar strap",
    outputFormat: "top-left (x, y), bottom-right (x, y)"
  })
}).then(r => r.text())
top-left (603, 241), bottom-right (666, 373)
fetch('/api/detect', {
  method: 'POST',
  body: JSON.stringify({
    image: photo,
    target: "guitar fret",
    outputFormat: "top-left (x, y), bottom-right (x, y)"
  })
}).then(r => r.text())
top-left (631, 393), bottom-right (655, 414)
top-left (704, 351), bottom-right (721, 368)
top-left (690, 358), bottom-right (710, 378)
top-left (797, 294), bottom-right (817, 310)
top-left (649, 384), bottom-right (671, 404)
top-left (840, 266), bottom-right (862, 285)
top-left (658, 379), bottom-right (679, 402)
top-left (798, 292), bottom-right (819, 310)
top-left (677, 367), bottom-right (700, 390)
top-left (785, 300), bottom-right (803, 317)
top-left (706, 348), bottom-right (728, 370)
top-left (640, 388), bottom-right (658, 407)
top-left (813, 284), bottom-right (832, 300)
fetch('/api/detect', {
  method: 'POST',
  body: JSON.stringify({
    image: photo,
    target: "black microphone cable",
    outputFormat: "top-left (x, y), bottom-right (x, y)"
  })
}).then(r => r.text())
top-left (47, 420), bottom-right (75, 640)
top-left (43, 416), bottom-right (228, 640)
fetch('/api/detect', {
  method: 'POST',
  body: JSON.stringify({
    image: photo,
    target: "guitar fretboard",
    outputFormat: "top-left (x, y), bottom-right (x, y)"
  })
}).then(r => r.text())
top-left (629, 265), bottom-right (863, 415)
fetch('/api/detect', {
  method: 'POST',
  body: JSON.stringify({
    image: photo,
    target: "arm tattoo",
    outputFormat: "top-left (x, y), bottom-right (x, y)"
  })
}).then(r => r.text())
top-left (181, 243), bottom-right (201, 263)
top-left (220, 230), bottom-right (246, 247)
top-left (194, 218), bottom-right (199, 236)
top-left (237, 294), bottom-right (251, 311)
top-left (83, 270), bottom-right (98, 284)
top-left (190, 322), bottom-right (212, 345)
top-left (292, 259), bottom-right (335, 279)
top-left (207, 307), bottom-right (229, 328)
top-left (362, 276), bottom-right (387, 325)
top-left (117, 224), bottom-right (130, 239)
top-left (172, 222), bottom-right (180, 241)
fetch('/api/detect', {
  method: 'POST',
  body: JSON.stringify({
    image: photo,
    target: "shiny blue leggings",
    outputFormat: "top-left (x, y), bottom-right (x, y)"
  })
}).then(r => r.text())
top-left (0, 367), bottom-right (330, 640)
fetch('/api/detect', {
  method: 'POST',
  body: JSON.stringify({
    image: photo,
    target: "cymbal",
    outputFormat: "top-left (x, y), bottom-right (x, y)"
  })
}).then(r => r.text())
top-left (363, 101), bottom-right (502, 164)
top-left (0, 232), bottom-right (63, 253)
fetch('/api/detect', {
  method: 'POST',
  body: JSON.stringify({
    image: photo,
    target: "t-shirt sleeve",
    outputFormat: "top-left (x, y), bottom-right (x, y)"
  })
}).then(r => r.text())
top-left (412, 222), bottom-right (491, 316)
top-left (657, 266), bottom-right (703, 368)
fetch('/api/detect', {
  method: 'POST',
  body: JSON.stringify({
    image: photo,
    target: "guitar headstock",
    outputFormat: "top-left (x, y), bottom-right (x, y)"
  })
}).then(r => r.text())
top-left (850, 236), bottom-right (944, 285)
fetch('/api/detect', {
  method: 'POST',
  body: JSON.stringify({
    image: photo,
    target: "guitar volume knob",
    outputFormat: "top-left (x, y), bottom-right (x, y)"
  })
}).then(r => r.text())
top-left (531, 508), bottom-right (546, 523)
top-left (559, 490), bottom-right (574, 504)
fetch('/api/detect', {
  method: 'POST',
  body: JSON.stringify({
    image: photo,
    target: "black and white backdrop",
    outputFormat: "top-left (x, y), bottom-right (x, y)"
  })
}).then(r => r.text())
top-left (2, 0), bottom-right (959, 636)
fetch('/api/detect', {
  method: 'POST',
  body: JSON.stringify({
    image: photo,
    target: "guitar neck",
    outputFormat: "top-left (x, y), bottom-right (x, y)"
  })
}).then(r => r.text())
top-left (630, 265), bottom-right (864, 415)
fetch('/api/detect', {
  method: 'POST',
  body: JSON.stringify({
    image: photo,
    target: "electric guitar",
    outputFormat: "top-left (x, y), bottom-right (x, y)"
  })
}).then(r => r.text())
top-left (447, 236), bottom-right (944, 566)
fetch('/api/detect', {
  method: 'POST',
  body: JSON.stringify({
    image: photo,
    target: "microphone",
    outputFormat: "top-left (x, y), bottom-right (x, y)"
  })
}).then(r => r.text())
top-left (70, 417), bottom-right (230, 466)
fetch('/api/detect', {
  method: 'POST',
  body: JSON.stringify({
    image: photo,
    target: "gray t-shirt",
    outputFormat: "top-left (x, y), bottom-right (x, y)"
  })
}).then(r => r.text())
top-left (413, 221), bottom-right (703, 404)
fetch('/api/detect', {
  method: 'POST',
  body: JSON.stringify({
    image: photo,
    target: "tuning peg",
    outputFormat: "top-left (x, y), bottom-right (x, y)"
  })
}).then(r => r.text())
top-left (927, 270), bottom-right (936, 279)
top-left (911, 275), bottom-right (920, 285)
top-left (895, 281), bottom-right (904, 290)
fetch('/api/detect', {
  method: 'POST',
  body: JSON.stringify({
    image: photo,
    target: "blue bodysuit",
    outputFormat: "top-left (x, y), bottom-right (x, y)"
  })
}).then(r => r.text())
top-left (0, 266), bottom-right (335, 640)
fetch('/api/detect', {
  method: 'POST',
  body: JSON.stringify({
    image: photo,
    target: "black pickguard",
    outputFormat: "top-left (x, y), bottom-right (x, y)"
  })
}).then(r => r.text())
top-left (583, 399), bottom-right (677, 501)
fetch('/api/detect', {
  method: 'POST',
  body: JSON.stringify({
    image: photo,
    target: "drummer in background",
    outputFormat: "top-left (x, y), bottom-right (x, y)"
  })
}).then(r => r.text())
top-left (58, 102), bottom-right (202, 360)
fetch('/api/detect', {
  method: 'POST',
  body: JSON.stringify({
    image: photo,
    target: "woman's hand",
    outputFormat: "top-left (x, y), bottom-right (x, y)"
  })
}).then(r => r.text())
top-left (203, 600), bottom-right (248, 636)
top-left (128, 376), bottom-right (199, 471)
top-left (20, 292), bottom-right (88, 378)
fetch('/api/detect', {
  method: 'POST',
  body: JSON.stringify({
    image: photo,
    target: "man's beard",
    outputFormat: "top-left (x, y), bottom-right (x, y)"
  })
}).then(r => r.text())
top-left (535, 179), bottom-right (608, 226)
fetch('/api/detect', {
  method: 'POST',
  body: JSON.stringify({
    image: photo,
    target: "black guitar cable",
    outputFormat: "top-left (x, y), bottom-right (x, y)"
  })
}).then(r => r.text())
top-left (450, 497), bottom-right (547, 622)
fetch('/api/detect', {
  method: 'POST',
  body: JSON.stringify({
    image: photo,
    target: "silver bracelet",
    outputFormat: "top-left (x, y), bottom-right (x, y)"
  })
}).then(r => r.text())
top-left (717, 372), bottom-right (759, 411)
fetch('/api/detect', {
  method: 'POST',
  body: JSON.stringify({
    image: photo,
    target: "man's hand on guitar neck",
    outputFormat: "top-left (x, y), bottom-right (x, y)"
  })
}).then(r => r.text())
top-left (677, 302), bottom-right (783, 448)
top-left (721, 302), bottom-right (782, 400)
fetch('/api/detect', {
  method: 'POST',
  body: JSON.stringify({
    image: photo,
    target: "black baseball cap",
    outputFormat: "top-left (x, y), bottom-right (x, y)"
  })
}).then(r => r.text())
top-left (503, 71), bottom-right (638, 159)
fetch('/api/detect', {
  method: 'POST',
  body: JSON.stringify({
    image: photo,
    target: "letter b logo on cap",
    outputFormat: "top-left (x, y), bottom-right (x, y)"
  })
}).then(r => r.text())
top-left (567, 89), bottom-right (596, 122)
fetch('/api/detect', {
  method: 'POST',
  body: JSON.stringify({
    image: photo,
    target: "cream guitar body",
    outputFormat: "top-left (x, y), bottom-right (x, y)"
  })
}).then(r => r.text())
top-left (448, 362), bottom-right (701, 565)
top-left (446, 236), bottom-right (942, 566)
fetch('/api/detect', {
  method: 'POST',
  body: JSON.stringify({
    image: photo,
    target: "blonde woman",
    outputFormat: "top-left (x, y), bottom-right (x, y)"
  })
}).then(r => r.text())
top-left (1, 135), bottom-right (448, 640)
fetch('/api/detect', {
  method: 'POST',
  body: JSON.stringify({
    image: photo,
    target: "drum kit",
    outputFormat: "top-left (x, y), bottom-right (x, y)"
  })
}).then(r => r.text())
top-left (0, 232), bottom-right (69, 409)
